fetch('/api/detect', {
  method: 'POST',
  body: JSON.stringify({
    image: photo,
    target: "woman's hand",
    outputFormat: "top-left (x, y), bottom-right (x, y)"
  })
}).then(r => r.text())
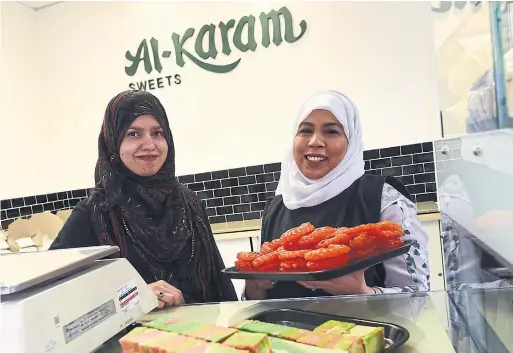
top-left (148, 280), bottom-right (185, 308)
top-left (298, 270), bottom-right (375, 296)
top-left (244, 280), bottom-right (276, 300)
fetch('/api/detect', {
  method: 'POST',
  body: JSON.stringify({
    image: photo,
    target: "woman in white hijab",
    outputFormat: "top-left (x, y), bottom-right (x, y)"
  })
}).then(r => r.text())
top-left (244, 90), bottom-right (430, 300)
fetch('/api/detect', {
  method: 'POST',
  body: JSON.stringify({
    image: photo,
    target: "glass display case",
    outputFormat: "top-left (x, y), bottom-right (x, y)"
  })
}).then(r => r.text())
top-left (434, 1), bottom-right (513, 287)
top-left (433, 1), bottom-right (513, 136)
top-left (97, 293), bottom-right (456, 353)
top-left (434, 1), bottom-right (513, 352)
top-left (96, 289), bottom-right (513, 353)
top-left (432, 1), bottom-right (493, 136)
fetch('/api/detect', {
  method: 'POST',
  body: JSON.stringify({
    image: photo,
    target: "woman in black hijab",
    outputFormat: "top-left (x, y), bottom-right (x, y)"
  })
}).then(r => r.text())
top-left (50, 90), bottom-right (237, 306)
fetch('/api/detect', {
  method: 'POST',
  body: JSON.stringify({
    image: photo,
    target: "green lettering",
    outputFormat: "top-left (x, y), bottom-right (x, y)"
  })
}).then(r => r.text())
top-left (233, 15), bottom-right (257, 52)
top-left (195, 24), bottom-right (218, 59)
top-left (149, 37), bottom-right (163, 74)
top-left (259, 6), bottom-right (307, 48)
top-left (125, 39), bottom-right (153, 76)
top-left (125, 7), bottom-right (307, 76)
top-left (172, 28), bottom-right (241, 73)
top-left (171, 28), bottom-right (195, 67)
top-left (219, 19), bottom-right (235, 55)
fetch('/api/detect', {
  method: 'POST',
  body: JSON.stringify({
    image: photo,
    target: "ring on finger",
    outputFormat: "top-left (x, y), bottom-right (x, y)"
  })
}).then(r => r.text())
top-left (158, 291), bottom-right (165, 299)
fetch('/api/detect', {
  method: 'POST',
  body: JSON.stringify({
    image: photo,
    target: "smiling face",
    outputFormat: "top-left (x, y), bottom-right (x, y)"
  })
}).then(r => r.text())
top-left (293, 109), bottom-right (348, 180)
top-left (119, 114), bottom-right (168, 177)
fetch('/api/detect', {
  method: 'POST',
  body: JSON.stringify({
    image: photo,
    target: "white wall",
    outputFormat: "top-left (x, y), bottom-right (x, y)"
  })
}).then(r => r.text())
top-left (0, 3), bottom-right (44, 200)
top-left (1, 1), bottom-right (441, 199)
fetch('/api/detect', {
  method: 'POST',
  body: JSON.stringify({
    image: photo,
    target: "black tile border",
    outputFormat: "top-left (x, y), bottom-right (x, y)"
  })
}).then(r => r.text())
top-left (1, 189), bottom-right (90, 229)
top-left (1, 142), bottom-right (437, 229)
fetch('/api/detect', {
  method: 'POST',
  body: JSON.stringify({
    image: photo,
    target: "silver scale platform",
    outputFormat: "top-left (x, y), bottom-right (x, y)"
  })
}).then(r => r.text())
top-left (0, 246), bottom-right (157, 353)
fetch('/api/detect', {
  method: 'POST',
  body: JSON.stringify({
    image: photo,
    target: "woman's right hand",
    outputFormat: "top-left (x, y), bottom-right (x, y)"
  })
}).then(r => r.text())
top-left (148, 280), bottom-right (185, 309)
top-left (244, 280), bottom-right (276, 300)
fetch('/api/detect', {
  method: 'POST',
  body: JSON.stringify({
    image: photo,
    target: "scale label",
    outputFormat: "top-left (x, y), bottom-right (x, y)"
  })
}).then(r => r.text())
top-left (62, 299), bottom-right (116, 344)
top-left (116, 279), bottom-right (140, 314)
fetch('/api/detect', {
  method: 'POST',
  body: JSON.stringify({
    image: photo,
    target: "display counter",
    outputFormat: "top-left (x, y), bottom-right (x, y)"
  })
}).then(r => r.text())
top-left (95, 290), bottom-right (464, 353)
top-left (95, 287), bottom-right (513, 352)
top-left (4, 249), bottom-right (512, 353)
top-left (449, 287), bottom-right (513, 353)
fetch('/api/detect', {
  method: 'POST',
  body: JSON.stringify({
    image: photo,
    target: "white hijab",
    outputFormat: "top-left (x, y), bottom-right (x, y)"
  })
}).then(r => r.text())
top-left (276, 90), bottom-right (365, 210)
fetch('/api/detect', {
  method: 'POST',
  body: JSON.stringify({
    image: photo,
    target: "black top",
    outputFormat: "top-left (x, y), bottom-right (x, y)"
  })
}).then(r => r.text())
top-left (50, 201), bottom-right (237, 304)
top-left (261, 174), bottom-right (411, 299)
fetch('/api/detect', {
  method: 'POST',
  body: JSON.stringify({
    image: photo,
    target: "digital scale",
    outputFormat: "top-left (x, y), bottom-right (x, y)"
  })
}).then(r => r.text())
top-left (0, 246), bottom-right (158, 353)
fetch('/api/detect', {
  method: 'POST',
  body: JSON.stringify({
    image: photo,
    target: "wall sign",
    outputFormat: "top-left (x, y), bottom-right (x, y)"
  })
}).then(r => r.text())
top-left (430, 1), bottom-right (481, 13)
top-left (126, 6), bottom-right (307, 91)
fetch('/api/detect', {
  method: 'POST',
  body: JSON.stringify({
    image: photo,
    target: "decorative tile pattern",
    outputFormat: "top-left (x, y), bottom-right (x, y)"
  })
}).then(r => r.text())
top-left (363, 142), bottom-right (436, 205)
top-left (0, 190), bottom-right (90, 229)
top-left (0, 142), bottom-right (437, 229)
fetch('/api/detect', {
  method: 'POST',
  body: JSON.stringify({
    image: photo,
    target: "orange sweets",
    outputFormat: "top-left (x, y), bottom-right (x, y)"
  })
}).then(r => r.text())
top-left (234, 221), bottom-right (405, 272)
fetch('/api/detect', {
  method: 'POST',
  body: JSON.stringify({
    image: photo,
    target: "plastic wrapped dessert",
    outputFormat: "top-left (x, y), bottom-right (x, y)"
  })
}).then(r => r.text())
top-left (230, 320), bottom-right (309, 342)
top-left (223, 221), bottom-right (412, 281)
top-left (313, 320), bottom-right (356, 334)
top-left (119, 327), bottom-right (247, 353)
top-left (119, 315), bottom-right (390, 353)
top-left (347, 326), bottom-right (385, 353)
top-left (222, 332), bottom-right (271, 353)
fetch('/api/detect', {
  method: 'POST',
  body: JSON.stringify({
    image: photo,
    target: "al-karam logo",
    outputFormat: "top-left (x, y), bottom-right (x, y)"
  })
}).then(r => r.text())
top-left (126, 6), bottom-right (307, 91)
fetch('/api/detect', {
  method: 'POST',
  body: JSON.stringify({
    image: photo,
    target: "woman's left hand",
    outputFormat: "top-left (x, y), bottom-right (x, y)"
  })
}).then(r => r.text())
top-left (298, 270), bottom-right (375, 295)
top-left (148, 280), bottom-right (185, 308)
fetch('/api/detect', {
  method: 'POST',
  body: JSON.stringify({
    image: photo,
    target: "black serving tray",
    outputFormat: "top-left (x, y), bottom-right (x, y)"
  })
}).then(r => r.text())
top-left (247, 308), bottom-right (409, 352)
top-left (222, 241), bottom-right (413, 281)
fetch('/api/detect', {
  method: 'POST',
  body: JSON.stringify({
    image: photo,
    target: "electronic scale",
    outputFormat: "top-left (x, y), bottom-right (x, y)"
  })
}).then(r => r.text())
top-left (0, 246), bottom-right (158, 353)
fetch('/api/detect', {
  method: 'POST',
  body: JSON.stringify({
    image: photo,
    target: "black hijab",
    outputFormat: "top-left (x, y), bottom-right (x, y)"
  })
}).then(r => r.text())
top-left (88, 90), bottom-right (236, 303)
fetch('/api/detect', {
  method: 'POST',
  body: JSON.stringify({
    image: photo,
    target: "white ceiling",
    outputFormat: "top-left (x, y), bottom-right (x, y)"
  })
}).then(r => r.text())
top-left (18, 1), bottom-right (62, 11)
